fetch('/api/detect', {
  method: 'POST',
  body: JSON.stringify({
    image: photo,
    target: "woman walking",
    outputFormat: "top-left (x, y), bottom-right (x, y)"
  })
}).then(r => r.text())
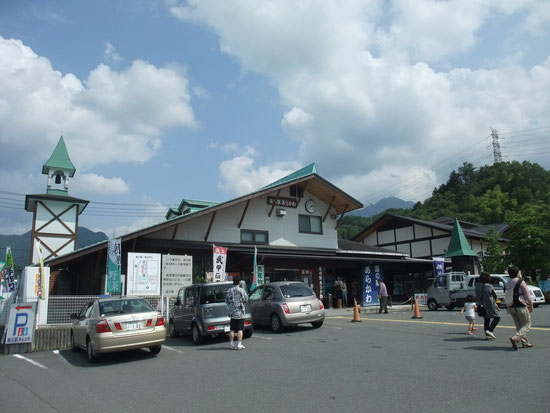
top-left (475, 271), bottom-right (500, 339)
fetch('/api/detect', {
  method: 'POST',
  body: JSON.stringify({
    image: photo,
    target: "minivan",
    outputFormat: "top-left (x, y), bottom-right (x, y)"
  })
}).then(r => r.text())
top-left (169, 281), bottom-right (253, 344)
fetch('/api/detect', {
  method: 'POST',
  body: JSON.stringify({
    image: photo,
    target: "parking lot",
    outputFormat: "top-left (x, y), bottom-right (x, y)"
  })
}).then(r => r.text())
top-left (1, 304), bottom-right (549, 413)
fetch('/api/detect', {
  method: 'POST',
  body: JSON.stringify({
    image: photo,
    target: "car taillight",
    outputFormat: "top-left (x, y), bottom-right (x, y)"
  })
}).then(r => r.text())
top-left (114, 322), bottom-right (122, 330)
top-left (95, 320), bottom-right (111, 333)
top-left (155, 316), bottom-right (164, 326)
top-left (244, 321), bottom-right (251, 326)
top-left (146, 319), bottom-right (153, 327)
top-left (282, 303), bottom-right (290, 314)
top-left (208, 326), bottom-right (216, 331)
top-left (319, 300), bottom-right (324, 310)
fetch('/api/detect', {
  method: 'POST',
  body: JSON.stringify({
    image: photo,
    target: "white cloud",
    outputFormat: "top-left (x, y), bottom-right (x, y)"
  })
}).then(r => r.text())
top-left (171, 0), bottom-right (550, 203)
top-left (218, 152), bottom-right (300, 196)
top-left (103, 41), bottom-right (122, 63)
top-left (74, 173), bottom-right (130, 195)
top-left (0, 36), bottom-right (197, 187)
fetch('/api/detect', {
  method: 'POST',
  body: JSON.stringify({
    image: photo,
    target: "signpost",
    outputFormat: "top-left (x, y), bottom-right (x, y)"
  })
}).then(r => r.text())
top-left (5, 302), bottom-right (37, 344)
top-left (127, 253), bottom-right (161, 296)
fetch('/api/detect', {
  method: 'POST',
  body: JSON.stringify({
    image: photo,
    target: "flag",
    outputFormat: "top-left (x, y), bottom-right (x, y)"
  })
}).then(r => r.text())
top-left (106, 238), bottom-right (122, 294)
top-left (4, 248), bottom-right (16, 292)
top-left (212, 245), bottom-right (227, 282)
top-left (251, 246), bottom-right (258, 290)
top-left (35, 241), bottom-right (45, 299)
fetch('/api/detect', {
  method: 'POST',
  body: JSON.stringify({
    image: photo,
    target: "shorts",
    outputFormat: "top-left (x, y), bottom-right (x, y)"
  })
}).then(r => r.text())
top-left (465, 316), bottom-right (475, 321)
top-left (230, 318), bottom-right (245, 332)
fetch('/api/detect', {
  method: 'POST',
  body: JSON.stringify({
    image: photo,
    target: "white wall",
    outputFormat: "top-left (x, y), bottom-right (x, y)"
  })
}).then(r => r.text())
top-left (395, 226), bottom-right (413, 242)
top-left (147, 189), bottom-right (339, 249)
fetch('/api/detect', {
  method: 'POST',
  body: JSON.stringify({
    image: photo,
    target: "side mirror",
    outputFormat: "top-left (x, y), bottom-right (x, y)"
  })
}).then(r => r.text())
top-left (70, 313), bottom-right (78, 320)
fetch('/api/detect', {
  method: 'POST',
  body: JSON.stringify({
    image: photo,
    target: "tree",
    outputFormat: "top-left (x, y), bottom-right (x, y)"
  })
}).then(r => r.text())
top-left (482, 226), bottom-right (507, 273)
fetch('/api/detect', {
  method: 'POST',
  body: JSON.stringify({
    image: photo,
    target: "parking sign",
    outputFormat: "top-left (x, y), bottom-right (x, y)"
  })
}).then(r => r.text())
top-left (6, 302), bottom-right (37, 344)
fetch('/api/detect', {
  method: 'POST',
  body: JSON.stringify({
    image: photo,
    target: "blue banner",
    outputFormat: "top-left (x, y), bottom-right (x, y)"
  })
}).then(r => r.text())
top-left (362, 263), bottom-right (383, 306)
top-left (433, 257), bottom-right (445, 276)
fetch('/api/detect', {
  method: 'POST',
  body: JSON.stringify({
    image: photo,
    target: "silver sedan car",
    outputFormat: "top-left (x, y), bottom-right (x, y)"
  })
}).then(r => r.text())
top-left (70, 296), bottom-right (166, 362)
top-left (248, 282), bottom-right (325, 332)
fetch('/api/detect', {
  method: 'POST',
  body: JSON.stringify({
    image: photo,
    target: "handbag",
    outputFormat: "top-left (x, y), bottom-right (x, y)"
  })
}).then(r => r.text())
top-left (477, 305), bottom-right (486, 317)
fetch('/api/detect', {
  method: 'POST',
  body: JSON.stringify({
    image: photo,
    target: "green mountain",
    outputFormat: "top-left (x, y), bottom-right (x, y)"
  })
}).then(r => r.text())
top-left (0, 227), bottom-right (108, 271)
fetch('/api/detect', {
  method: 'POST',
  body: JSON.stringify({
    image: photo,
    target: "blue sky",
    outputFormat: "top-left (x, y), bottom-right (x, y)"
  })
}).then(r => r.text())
top-left (1, 0), bottom-right (549, 237)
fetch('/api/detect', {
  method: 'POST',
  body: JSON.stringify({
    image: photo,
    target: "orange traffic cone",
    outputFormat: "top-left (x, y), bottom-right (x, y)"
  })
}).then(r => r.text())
top-left (351, 299), bottom-right (362, 322)
top-left (412, 298), bottom-right (423, 319)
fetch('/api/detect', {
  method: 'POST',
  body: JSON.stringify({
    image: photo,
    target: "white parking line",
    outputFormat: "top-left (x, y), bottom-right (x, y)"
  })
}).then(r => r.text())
top-left (252, 334), bottom-right (273, 340)
top-left (162, 345), bottom-right (185, 354)
top-left (13, 354), bottom-right (48, 370)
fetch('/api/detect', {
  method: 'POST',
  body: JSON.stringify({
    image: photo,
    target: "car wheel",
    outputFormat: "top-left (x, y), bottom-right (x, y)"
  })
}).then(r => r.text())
top-left (427, 299), bottom-right (439, 311)
top-left (445, 305), bottom-right (454, 311)
top-left (150, 345), bottom-right (162, 355)
top-left (311, 320), bottom-right (323, 328)
top-left (86, 338), bottom-right (97, 363)
top-left (243, 329), bottom-right (253, 339)
top-left (192, 323), bottom-right (204, 344)
top-left (271, 314), bottom-right (284, 333)
top-left (71, 332), bottom-right (78, 352)
top-left (169, 320), bottom-right (179, 338)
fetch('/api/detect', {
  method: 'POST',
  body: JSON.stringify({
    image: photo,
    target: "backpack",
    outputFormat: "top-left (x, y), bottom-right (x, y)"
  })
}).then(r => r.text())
top-left (505, 279), bottom-right (525, 308)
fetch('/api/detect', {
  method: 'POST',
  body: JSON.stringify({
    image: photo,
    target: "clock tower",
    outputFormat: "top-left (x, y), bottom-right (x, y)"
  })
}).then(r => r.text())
top-left (25, 136), bottom-right (89, 265)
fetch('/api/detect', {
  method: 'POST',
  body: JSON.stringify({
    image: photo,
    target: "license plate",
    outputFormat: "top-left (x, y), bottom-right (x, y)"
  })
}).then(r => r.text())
top-left (126, 322), bottom-right (141, 330)
top-left (223, 325), bottom-right (230, 332)
top-left (301, 304), bottom-right (312, 313)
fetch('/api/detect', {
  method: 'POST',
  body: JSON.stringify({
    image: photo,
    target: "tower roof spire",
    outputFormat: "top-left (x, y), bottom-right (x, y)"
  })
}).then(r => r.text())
top-left (42, 136), bottom-right (76, 177)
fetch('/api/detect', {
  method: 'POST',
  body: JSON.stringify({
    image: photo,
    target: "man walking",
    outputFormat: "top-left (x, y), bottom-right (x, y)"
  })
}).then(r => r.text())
top-left (225, 276), bottom-right (249, 350)
top-left (378, 279), bottom-right (389, 314)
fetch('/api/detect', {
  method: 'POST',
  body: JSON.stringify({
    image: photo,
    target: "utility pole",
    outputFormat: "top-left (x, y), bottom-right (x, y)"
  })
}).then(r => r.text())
top-left (490, 127), bottom-right (502, 163)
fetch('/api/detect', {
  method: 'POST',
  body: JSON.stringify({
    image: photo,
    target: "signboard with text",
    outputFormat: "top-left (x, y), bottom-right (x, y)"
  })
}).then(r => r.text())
top-left (362, 264), bottom-right (383, 306)
top-left (6, 302), bottom-right (37, 344)
top-left (127, 253), bottom-right (161, 296)
top-left (162, 255), bottom-right (193, 297)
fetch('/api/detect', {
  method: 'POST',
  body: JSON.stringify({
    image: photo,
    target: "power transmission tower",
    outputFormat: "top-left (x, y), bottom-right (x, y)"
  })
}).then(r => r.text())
top-left (490, 127), bottom-right (502, 163)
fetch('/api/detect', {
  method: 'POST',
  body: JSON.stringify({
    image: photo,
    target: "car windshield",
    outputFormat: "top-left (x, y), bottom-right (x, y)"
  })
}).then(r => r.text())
top-left (200, 284), bottom-right (232, 304)
top-left (99, 298), bottom-right (153, 315)
top-left (280, 283), bottom-right (315, 298)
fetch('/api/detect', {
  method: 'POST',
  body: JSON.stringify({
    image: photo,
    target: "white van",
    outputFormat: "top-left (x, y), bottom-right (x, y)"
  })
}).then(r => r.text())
top-left (465, 274), bottom-right (545, 307)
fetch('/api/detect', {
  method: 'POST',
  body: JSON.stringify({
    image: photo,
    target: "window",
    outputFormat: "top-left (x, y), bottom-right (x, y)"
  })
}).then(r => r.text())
top-left (249, 286), bottom-right (264, 301)
top-left (200, 284), bottom-right (232, 304)
top-left (289, 184), bottom-right (303, 197)
top-left (298, 215), bottom-right (322, 234)
top-left (241, 229), bottom-right (269, 244)
top-left (434, 276), bottom-right (446, 288)
top-left (280, 283), bottom-right (315, 298)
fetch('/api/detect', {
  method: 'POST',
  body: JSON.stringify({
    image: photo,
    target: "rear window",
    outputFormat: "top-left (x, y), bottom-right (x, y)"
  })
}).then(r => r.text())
top-left (99, 298), bottom-right (153, 315)
top-left (200, 284), bottom-right (232, 304)
top-left (280, 283), bottom-right (315, 298)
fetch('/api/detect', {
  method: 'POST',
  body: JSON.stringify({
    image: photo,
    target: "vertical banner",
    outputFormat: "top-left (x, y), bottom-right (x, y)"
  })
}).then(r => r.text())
top-left (251, 246), bottom-right (258, 289)
top-left (4, 248), bottom-right (16, 292)
top-left (106, 238), bottom-right (122, 294)
top-left (362, 263), bottom-right (383, 306)
top-left (433, 257), bottom-right (445, 276)
top-left (127, 253), bottom-right (161, 296)
top-left (161, 255), bottom-right (193, 297)
top-left (34, 241), bottom-right (46, 298)
top-left (212, 246), bottom-right (228, 282)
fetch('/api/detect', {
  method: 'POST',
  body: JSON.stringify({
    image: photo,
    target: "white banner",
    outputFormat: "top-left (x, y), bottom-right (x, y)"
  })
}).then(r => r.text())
top-left (162, 255), bottom-right (193, 297)
top-left (212, 246), bottom-right (227, 282)
top-left (127, 253), bottom-right (161, 296)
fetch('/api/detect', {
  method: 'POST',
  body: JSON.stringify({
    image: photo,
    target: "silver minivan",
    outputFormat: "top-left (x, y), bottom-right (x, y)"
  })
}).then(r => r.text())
top-left (169, 281), bottom-right (253, 344)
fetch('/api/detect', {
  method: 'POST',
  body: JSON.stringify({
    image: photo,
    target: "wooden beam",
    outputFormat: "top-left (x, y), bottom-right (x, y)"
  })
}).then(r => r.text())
top-left (323, 196), bottom-right (336, 222)
top-left (297, 181), bottom-right (309, 206)
top-left (171, 223), bottom-right (179, 241)
top-left (204, 211), bottom-right (217, 242)
top-left (335, 203), bottom-right (349, 229)
top-left (238, 199), bottom-right (250, 229)
top-left (267, 189), bottom-right (281, 218)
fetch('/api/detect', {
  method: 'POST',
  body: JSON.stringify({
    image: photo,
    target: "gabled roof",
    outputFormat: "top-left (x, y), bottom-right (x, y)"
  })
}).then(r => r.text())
top-left (352, 213), bottom-right (508, 243)
top-left (165, 199), bottom-right (219, 219)
top-left (443, 218), bottom-right (478, 257)
top-left (42, 136), bottom-right (76, 177)
top-left (261, 163), bottom-right (317, 190)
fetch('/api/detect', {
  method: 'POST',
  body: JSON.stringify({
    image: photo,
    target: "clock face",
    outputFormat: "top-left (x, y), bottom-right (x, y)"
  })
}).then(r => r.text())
top-left (305, 199), bottom-right (316, 213)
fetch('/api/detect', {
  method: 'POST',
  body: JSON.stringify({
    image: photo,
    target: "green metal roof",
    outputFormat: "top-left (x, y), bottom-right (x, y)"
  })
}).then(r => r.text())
top-left (260, 163), bottom-right (317, 190)
top-left (42, 136), bottom-right (76, 177)
top-left (165, 198), bottom-right (219, 220)
top-left (443, 218), bottom-right (478, 257)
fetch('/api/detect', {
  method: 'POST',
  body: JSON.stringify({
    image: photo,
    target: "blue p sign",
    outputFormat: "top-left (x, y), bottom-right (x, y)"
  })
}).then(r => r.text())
top-left (13, 313), bottom-right (28, 336)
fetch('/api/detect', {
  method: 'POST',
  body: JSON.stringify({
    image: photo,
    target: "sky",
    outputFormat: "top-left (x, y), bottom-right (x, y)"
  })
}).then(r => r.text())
top-left (1, 0), bottom-right (549, 237)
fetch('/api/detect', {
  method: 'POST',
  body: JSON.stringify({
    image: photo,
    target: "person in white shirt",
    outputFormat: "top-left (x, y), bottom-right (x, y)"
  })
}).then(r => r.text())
top-left (461, 294), bottom-right (478, 335)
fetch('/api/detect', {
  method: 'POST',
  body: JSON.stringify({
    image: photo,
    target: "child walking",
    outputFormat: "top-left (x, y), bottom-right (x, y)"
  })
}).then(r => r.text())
top-left (461, 295), bottom-right (478, 335)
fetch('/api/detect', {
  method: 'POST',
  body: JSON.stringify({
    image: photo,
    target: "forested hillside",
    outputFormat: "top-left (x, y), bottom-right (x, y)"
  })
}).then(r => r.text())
top-left (339, 161), bottom-right (550, 275)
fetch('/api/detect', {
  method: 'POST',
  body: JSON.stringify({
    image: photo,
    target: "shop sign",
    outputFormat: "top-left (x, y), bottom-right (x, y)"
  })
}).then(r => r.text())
top-left (267, 196), bottom-right (298, 208)
top-left (362, 264), bottom-right (383, 306)
top-left (162, 255), bottom-right (192, 297)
